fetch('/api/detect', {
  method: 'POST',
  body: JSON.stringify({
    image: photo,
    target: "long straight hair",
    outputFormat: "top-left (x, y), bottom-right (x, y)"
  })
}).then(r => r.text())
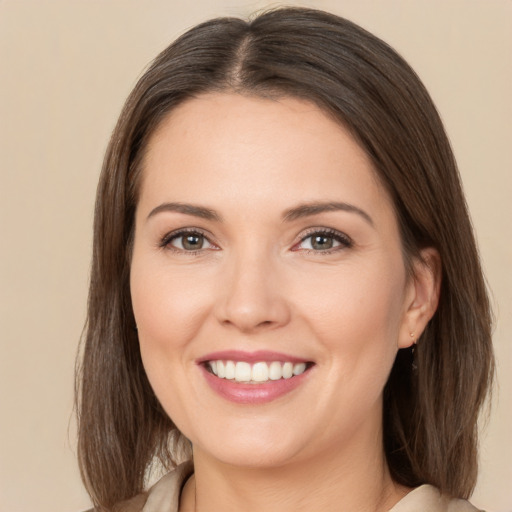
top-left (76, 7), bottom-right (494, 510)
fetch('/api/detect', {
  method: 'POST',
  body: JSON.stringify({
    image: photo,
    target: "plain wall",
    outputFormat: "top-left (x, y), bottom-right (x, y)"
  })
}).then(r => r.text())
top-left (0, 1), bottom-right (510, 511)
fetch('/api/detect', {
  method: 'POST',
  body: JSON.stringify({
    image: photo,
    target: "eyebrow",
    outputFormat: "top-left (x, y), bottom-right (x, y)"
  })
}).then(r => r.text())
top-left (282, 201), bottom-right (374, 226)
top-left (147, 202), bottom-right (223, 222)
top-left (146, 200), bottom-right (373, 226)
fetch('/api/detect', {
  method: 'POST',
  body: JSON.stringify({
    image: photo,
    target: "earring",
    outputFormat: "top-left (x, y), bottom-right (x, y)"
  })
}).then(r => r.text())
top-left (410, 332), bottom-right (418, 372)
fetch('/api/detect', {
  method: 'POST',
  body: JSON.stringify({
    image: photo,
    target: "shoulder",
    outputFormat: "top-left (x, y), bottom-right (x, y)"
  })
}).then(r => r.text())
top-left (113, 493), bottom-right (149, 512)
top-left (83, 461), bottom-right (193, 512)
top-left (82, 492), bottom-right (148, 512)
top-left (115, 460), bottom-right (193, 512)
top-left (391, 485), bottom-right (485, 512)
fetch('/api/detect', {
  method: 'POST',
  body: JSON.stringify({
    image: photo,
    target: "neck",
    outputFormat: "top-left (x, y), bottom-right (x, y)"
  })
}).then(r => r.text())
top-left (180, 426), bottom-right (408, 512)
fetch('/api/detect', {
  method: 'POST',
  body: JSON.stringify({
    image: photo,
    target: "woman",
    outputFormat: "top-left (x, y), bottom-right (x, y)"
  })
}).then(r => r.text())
top-left (76, 7), bottom-right (494, 512)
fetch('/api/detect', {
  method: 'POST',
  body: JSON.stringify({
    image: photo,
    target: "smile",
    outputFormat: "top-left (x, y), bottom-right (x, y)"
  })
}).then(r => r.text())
top-left (207, 360), bottom-right (308, 383)
top-left (198, 350), bottom-right (314, 404)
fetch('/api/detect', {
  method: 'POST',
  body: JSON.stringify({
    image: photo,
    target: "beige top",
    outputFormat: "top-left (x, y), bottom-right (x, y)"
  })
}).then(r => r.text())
top-left (109, 461), bottom-right (483, 512)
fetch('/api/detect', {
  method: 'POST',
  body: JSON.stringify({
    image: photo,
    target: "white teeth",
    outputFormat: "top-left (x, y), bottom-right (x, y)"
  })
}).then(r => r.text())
top-left (207, 360), bottom-right (309, 382)
top-left (282, 362), bottom-right (293, 379)
top-left (293, 362), bottom-right (306, 376)
top-left (252, 362), bottom-right (269, 382)
top-left (235, 361), bottom-right (251, 382)
top-left (269, 361), bottom-right (282, 380)
top-left (225, 360), bottom-right (236, 379)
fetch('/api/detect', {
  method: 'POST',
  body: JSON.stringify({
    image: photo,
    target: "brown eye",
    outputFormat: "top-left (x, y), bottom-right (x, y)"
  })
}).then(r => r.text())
top-left (296, 230), bottom-right (352, 252)
top-left (180, 233), bottom-right (205, 250)
top-left (311, 234), bottom-right (334, 250)
top-left (163, 230), bottom-right (215, 252)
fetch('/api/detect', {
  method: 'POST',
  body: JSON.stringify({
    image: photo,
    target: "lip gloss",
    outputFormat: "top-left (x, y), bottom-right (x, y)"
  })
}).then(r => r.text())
top-left (199, 363), bottom-right (312, 404)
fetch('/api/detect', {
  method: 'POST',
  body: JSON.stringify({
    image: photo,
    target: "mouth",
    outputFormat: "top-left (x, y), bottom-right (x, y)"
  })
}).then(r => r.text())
top-left (204, 359), bottom-right (314, 383)
top-left (197, 351), bottom-right (315, 404)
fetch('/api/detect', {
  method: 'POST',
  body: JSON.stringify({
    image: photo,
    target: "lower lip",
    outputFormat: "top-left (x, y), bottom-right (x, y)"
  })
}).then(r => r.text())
top-left (200, 365), bottom-right (312, 404)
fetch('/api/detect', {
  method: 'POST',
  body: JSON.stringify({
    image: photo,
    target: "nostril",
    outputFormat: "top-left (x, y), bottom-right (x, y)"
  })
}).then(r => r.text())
top-left (220, 315), bottom-right (283, 333)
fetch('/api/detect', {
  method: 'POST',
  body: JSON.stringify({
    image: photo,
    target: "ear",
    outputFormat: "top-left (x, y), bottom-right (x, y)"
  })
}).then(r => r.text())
top-left (398, 247), bottom-right (442, 349)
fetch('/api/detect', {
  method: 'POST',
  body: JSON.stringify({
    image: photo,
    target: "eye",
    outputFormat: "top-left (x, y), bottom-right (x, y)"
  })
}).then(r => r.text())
top-left (161, 229), bottom-right (216, 253)
top-left (294, 229), bottom-right (352, 252)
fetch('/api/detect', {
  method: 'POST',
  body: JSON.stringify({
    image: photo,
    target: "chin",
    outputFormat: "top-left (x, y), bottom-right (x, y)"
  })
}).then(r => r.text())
top-left (190, 420), bottom-right (310, 469)
top-left (202, 444), bottom-right (302, 469)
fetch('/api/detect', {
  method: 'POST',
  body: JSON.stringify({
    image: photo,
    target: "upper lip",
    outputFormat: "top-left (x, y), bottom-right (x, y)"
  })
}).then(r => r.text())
top-left (197, 350), bottom-right (312, 365)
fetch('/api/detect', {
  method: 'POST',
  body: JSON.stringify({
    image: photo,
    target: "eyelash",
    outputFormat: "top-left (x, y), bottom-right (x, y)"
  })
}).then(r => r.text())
top-left (159, 227), bottom-right (353, 255)
top-left (159, 228), bottom-right (216, 255)
top-left (294, 228), bottom-right (353, 254)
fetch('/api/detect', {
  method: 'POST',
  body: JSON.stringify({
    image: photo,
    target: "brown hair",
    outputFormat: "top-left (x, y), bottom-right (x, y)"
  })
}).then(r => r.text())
top-left (76, 7), bottom-right (494, 509)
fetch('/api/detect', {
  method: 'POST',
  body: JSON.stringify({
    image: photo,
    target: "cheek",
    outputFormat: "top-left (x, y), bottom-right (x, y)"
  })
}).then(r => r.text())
top-left (300, 263), bottom-right (406, 426)
top-left (300, 261), bottom-right (405, 336)
top-left (129, 257), bottom-right (213, 424)
top-left (293, 258), bottom-right (406, 381)
top-left (130, 258), bottom-right (213, 355)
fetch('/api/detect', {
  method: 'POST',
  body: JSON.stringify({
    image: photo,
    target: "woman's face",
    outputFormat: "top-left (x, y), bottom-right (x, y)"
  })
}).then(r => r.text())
top-left (130, 93), bottom-right (421, 468)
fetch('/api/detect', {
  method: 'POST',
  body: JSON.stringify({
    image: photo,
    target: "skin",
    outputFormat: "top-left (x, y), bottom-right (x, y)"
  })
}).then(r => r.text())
top-left (130, 93), bottom-right (440, 512)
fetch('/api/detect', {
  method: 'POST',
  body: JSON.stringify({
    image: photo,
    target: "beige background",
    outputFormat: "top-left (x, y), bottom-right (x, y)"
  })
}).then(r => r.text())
top-left (0, 1), bottom-right (510, 511)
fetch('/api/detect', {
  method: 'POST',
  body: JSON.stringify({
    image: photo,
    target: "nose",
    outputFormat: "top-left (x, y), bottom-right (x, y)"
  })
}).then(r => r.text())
top-left (214, 251), bottom-right (291, 334)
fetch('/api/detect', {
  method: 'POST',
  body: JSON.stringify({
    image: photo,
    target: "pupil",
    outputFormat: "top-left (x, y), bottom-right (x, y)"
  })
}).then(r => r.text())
top-left (183, 234), bottom-right (203, 250)
top-left (312, 235), bottom-right (333, 250)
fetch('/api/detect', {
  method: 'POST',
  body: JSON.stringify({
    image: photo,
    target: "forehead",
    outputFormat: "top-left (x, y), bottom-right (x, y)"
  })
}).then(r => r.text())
top-left (138, 92), bottom-right (393, 222)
